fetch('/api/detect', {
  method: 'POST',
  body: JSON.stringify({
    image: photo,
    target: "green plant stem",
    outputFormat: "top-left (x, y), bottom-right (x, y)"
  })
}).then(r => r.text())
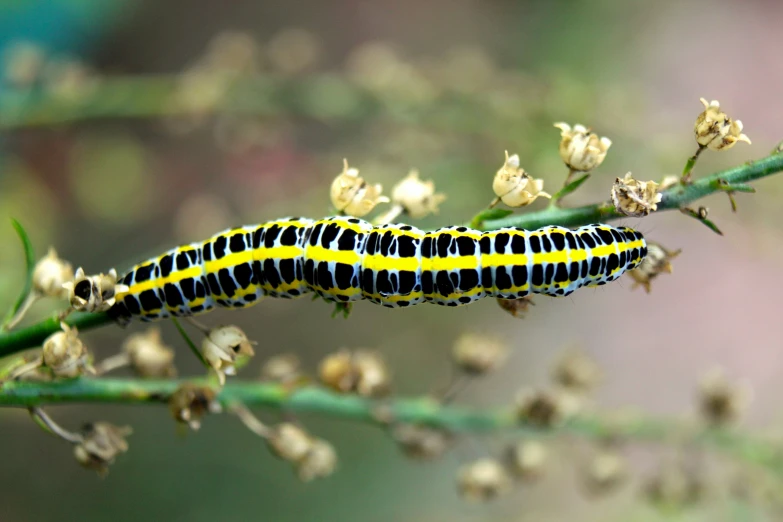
top-left (475, 153), bottom-right (783, 230)
top-left (1, 153), bottom-right (782, 359)
top-left (0, 378), bottom-right (780, 475)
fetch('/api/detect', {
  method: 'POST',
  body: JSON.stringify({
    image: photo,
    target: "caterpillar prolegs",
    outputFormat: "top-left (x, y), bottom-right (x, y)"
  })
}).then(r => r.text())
top-left (109, 216), bottom-right (648, 322)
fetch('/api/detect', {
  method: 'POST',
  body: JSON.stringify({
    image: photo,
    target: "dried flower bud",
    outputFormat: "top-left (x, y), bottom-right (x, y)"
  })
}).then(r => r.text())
top-left (582, 450), bottom-right (627, 495)
top-left (42, 323), bottom-right (94, 378)
top-left (260, 354), bottom-right (301, 384)
top-left (330, 160), bottom-right (389, 217)
top-left (267, 28), bottom-right (321, 75)
top-left (123, 328), bottom-right (176, 378)
top-left (456, 458), bottom-right (512, 502)
top-left (698, 367), bottom-right (751, 426)
top-left (392, 423), bottom-right (451, 461)
top-left (201, 325), bottom-right (256, 385)
top-left (73, 422), bottom-right (132, 477)
top-left (611, 173), bottom-right (662, 217)
top-left (62, 268), bottom-right (129, 313)
top-left (553, 123), bottom-right (612, 172)
top-left (694, 98), bottom-right (751, 151)
top-left (267, 422), bottom-right (313, 463)
top-left (452, 332), bottom-right (507, 375)
top-left (390, 170), bottom-right (446, 219)
top-left (628, 242), bottom-right (681, 293)
top-left (492, 151), bottom-right (551, 207)
top-left (496, 296), bottom-right (535, 318)
top-left (506, 440), bottom-right (547, 481)
top-left (297, 438), bottom-right (338, 482)
top-left (32, 247), bottom-right (73, 299)
top-left (515, 389), bottom-right (572, 428)
top-left (318, 349), bottom-right (390, 397)
top-left (552, 349), bottom-right (601, 393)
top-left (645, 461), bottom-right (704, 510)
top-left (169, 383), bottom-right (221, 430)
top-left (266, 423), bottom-right (337, 482)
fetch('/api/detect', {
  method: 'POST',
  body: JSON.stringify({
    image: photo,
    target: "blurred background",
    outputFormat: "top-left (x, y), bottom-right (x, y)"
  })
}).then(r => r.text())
top-left (0, 0), bottom-right (781, 520)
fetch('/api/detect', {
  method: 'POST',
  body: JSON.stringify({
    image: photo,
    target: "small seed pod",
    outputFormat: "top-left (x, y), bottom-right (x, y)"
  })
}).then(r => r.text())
top-left (553, 123), bottom-right (612, 172)
top-left (694, 98), bottom-right (751, 151)
top-left (611, 173), bottom-right (662, 217)
top-left (645, 460), bottom-right (704, 510)
top-left (297, 438), bottom-right (338, 482)
top-left (551, 349), bottom-right (601, 393)
top-left (390, 170), bottom-right (446, 219)
top-left (627, 242), bottom-right (681, 293)
top-left (32, 247), bottom-right (73, 299)
top-left (452, 332), bottom-right (508, 375)
top-left (697, 367), bottom-right (751, 427)
top-left (330, 159), bottom-right (389, 217)
top-left (506, 440), bottom-right (547, 481)
top-left (515, 388), bottom-right (573, 428)
top-left (123, 328), bottom-right (176, 378)
top-left (42, 323), bottom-right (94, 378)
top-left (168, 383), bottom-right (221, 430)
top-left (318, 349), bottom-right (391, 398)
top-left (267, 422), bottom-right (313, 463)
top-left (62, 268), bottom-right (129, 313)
top-left (492, 151), bottom-right (551, 207)
top-left (73, 422), bottom-right (132, 477)
top-left (581, 449), bottom-right (627, 495)
top-left (456, 458), bottom-right (513, 502)
top-left (201, 325), bottom-right (256, 385)
top-left (392, 423), bottom-right (451, 461)
top-left (260, 353), bottom-right (302, 384)
top-left (496, 296), bottom-right (534, 318)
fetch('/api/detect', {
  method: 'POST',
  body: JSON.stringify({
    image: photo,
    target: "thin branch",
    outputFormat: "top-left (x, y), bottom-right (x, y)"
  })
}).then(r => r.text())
top-left (0, 378), bottom-right (780, 477)
top-left (0, 153), bottom-right (781, 360)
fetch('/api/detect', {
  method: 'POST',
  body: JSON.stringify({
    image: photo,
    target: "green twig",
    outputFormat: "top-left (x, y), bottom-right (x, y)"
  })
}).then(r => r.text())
top-left (550, 172), bottom-right (591, 208)
top-left (0, 378), bottom-right (780, 477)
top-left (680, 207), bottom-right (724, 236)
top-left (171, 318), bottom-right (209, 368)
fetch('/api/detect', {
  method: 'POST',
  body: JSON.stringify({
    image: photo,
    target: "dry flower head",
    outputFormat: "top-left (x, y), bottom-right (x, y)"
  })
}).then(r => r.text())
top-left (694, 98), bottom-right (751, 151)
top-left (201, 325), bottom-right (256, 385)
top-left (318, 349), bottom-right (390, 397)
top-left (62, 267), bottom-right (128, 313)
top-left (330, 159), bottom-right (389, 217)
top-left (73, 422), bottom-right (132, 477)
top-left (456, 458), bottom-right (513, 502)
top-left (552, 349), bottom-right (601, 393)
top-left (496, 296), bottom-right (535, 318)
top-left (392, 423), bottom-right (451, 461)
top-left (168, 383), bottom-right (221, 430)
top-left (698, 367), bottom-right (752, 426)
top-left (553, 123), bottom-right (612, 172)
top-left (123, 328), bottom-right (176, 378)
top-left (506, 440), bottom-right (547, 481)
top-left (628, 242), bottom-right (681, 293)
top-left (611, 173), bottom-right (662, 217)
top-left (452, 332), bottom-right (508, 375)
top-left (492, 151), bottom-right (551, 207)
top-left (32, 247), bottom-right (73, 299)
top-left (391, 170), bottom-right (446, 219)
top-left (42, 323), bottom-right (95, 378)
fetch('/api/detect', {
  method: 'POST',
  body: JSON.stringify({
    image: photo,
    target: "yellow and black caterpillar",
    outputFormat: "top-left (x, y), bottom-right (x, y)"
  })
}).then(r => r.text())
top-left (109, 216), bottom-right (647, 322)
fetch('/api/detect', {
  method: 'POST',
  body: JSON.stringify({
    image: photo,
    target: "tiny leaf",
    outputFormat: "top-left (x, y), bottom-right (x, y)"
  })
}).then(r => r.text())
top-left (1, 219), bottom-right (36, 331)
top-left (469, 208), bottom-right (513, 229)
top-left (552, 173), bottom-right (591, 204)
top-left (171, 318), bottom-right (209, 368)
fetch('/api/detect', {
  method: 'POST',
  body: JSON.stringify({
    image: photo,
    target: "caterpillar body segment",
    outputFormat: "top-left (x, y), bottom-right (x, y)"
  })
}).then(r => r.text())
top-left (110, 217), bottom-right (647, 322)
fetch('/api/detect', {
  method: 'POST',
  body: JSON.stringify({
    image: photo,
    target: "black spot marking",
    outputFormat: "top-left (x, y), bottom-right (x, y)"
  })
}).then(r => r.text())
top-left (456, 236), bottom-right (475, 256)
top-left (597, 228), bottom-right (614, 245)
top-left (495, 266), bottom-right (512, 290)
top-left (554, 262), bottom-right (569, 283)
top-left (217, 268), bottom-right (237, 297)
top-left (279, 259), bottom-right (296, 285)
top-left (529, 235), bottom-right (541, 253)
top-left (280, 226), bottom-right (298, 247)
top-left (134, 264), bottom-right (154, 283)
top-left (511, 265), bottom-right (528, 288)
top-left (139, 289), bottom-right (162, 311)
top-left (397, 234), bottom-right (417, 258)
top-left (459, 269), bottom-right (480, 292)
top-left (180, 278), bottom-right (196, 301)
top-left (234, 263), bottom-right (253, 289)
top-left (337, 229), bottom-right (357, 251)
top-left (159, 255), bottom-right (174, 277)
top-left (531, 264), bottom-right (544, 287)
top-left (164, 283), bottom-right (184, 307)
top-left (213, 235), bottom-right (228, 259)
top-left (494, 233), bottom-right (510, 253)
top-left (510, 234), bottom-right (526, 254)
top-left (606, 253), bottom-right (620, 274)
top-left (230, 233), bottom-right (246, 254)
top-left (176, 252), bottom-right (190, 270)
top-left (334, 263), bottom-right (354, 290)
top-left (550, 233), bottom-right (566, 251)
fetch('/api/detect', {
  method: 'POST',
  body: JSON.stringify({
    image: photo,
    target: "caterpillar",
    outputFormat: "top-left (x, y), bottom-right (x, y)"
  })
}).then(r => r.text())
top-left (109, 216), bottom-right (647, 322)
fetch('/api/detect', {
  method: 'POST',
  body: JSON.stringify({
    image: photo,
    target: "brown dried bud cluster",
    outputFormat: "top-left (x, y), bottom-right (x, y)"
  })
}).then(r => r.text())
top-left (42, 323), bottom-right (95, 378)
top-left (168, 383), bottom-right (221, 430)
top-left (32, 247), bottom-right (73, 299)
top-left (515, 388), bottom-right (574, 428)
top-left (694, 98), bottom-right (751, 151)
top-left (496, 296), bottom-right (535, 318)
top-left (553, 123), bottom-right (611, 172)
top-left (456, 458), bottom-right (512, 502)
top-left (123, 328), bottom-right (176, 378)
top-left (698, 367), bottom-right (751, 426)
top-left (645, 460), bottom-right (704, 510)
top-left (260, 354), bottom-right (302, 385)
top-left (492, 151), bottom-right (551, 207)
top-left (506, 440), bottom-right (547, 481)
top-left (627, 242), bottom-right (681, 293)
top-left (266, 422), bottom-right (337, 482)
top-left (318, 349), bottom-right (390, 397)
top-left (330, 160), bottom-right (389, 217)
top-left (62, 268), bottom-right (129, 313)
top-left (391, 170), bottom-right (446, 219)
top-left (391, 423), bottom-right (451, 461)
top-left (451, 332), bottom-right (508, 375)
top-left (611, 173), bottom-right (662, 217)
top-left (73, 422), bottom-right (132, 477)
top-left (201, 325), bottom-right (256, 385)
